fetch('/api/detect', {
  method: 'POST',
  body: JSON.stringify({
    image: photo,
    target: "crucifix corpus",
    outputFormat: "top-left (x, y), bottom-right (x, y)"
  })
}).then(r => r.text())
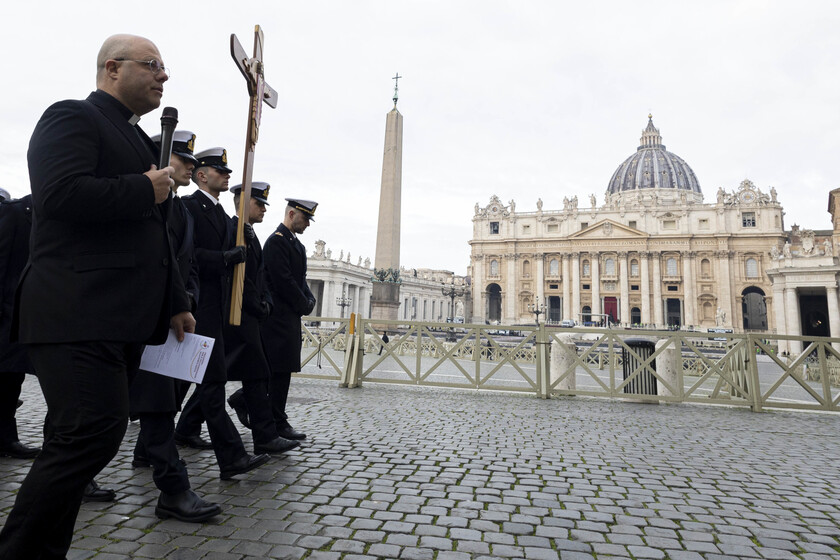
top-left (229, 25), bottom-right (278, 325)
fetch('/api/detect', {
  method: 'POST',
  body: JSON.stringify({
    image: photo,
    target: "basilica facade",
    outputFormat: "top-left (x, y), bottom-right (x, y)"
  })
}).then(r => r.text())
top-left (468, 116), bottom-right (790, 332)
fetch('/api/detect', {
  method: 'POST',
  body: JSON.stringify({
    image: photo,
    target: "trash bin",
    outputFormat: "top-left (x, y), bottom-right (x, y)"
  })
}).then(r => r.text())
top-left (622, 338), bottom-right (657, 394)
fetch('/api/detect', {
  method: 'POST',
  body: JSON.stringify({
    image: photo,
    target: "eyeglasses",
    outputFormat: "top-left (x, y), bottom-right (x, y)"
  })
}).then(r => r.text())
top-left (114, 58), bottom-right (170, 78)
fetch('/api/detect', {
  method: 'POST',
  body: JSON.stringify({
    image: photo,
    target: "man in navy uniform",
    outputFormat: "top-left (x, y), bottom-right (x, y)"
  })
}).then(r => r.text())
top-left (261, 198), bottom-right (318, 441)
top-left (129, 130), bottom-right (219, 522)
top-left (0, 34), bottom-right (194, 558)
top-left (0, 193), bottom-right (40, 460)
top-left (175, 147), bottom-right (269, 479)
top-left (225, 183), bottom-right (299, 455)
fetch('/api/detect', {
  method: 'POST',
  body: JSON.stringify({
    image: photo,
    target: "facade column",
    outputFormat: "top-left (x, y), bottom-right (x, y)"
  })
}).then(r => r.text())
top-left (591, 252), bottom-right (601, 317)
top-left (785, 287), bottom-right (802, 355)
top-left (717, 250), bottom-right (733, 328)
top-left (472, 255), bottom-right (485, 323)
top-left (771, 282), bottom-right (787, 354)
top-left (571, 252), bottom-right (581, 323)
top-left (323, 280), bottom-right (335, 319)
top-left (826, 286), bottom-right (840, 350)
top-left (505, 255), bottom-right (517, 323)
top-left (652, 253), bottom-right (663, 327)
top-left (536, 253), bottom-right (545, 308)
top-left (619, 252), bottom-right (630, 325)
top-left (640, 251), bottom-right (651, 325)
top-left (683, 252), bottom-right (696, 326)
top-left (562, 253), bottom-right (571, 320)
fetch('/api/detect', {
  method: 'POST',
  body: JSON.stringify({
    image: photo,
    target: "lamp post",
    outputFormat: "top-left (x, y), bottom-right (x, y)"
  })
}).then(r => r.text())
top-left (528, 296), bottom-right (546, 326)
top-left (336, 287), bottom-right (352, 319)
top-left (441, 281), bottom-right (466, 341)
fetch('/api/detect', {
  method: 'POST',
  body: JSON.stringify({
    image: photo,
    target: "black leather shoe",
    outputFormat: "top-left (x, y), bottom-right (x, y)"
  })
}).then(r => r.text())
top-left (254, 436), bottom-right (300, 455)
top-left (132, 455), bottom-right (151, 468)
top-left (219, 453), bottom-right (270, 480)
top-left (0, 440), bottom-right (41, 459)
top-left (174, 432), bottom-right (213, 450)
top-left (155, 489), bottom-right (221, 523)
top-left (227, 394), bottom-right (251, 429)
top-left (82, 480), bottom-right (116, 503)
top-left (277, 423), bottom-right (306, 441)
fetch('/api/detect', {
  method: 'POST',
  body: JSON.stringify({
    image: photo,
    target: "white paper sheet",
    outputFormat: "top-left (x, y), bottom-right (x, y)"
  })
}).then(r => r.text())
top-left (139, 331), bottom-right (215, 384)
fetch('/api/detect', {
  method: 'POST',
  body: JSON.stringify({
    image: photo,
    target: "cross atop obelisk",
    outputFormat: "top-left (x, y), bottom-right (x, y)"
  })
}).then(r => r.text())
top-left (392, 73), bottom-right (402, 107)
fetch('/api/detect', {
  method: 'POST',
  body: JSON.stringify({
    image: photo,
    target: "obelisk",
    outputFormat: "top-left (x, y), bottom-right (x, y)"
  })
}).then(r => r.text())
top-left (370, 74), bottom-right (404, 322)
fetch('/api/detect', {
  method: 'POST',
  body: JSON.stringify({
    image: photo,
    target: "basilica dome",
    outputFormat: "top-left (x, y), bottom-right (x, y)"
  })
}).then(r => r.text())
top-left (607, 116), bottom-right (701, 196)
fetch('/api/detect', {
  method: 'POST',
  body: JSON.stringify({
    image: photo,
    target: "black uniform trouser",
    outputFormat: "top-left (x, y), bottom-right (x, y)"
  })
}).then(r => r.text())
top-left (0, 341), bottom-right (139, 560)
top-left (269, 370), bottom-right (292, 426)
top-left (228, 380), bottom-right (278, 445)
top-left (175, 380), bottom-right (247, 468)
top-left (136, 413), bottom-right (190, 495)
top-left (0, 372), bottom-right (25, 445)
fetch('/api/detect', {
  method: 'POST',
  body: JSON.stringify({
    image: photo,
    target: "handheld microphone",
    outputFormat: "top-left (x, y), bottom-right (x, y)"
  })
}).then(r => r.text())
top-left (158, 106), bottom-right (179, 169)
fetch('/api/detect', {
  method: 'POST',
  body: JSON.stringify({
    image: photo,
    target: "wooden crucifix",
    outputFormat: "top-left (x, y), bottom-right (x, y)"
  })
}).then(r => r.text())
top-left (229, 25), bottom-right (278, 325)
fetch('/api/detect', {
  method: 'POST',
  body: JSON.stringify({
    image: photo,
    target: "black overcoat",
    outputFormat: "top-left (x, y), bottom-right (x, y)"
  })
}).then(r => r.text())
top-left (17, 90), bottom-right (189, 346)
top-left (261, 223), bottom-right (314, 373)
top-left (180, 191), bottom-right (235, 383)
top-left (224, 218), bottom-right (272, 381)
top-left (0, 195), bottom-right (32, 372)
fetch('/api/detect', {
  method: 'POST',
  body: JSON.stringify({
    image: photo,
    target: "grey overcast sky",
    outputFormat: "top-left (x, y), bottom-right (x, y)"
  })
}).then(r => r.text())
top-left (2, 1), bottom-right (839, 273)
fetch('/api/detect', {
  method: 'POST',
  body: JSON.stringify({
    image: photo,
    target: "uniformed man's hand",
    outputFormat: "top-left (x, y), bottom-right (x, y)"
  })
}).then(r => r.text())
top-left (305, 297), bottom-right (316, 316)
top-left (223, 246), bottom-right (247, 266)
top-left (170, 311), bottom-right (196, 342)
top-left (145, 164), bottom-right (175, 204)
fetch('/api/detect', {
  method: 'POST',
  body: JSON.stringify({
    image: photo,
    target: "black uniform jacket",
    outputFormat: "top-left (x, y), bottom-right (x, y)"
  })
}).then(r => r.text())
top-left (0, 195), bottom-right (32, 372)
top-left (224, 218), bottom-right (272, 381)
top-left (16, 90), bottom-right (189, 345)
top-left (130, 195), bottom-right (199, 415)
top-left (180, 190), bottom-right (235, 384)
top-left (261, 223), bottom-right (315, 373)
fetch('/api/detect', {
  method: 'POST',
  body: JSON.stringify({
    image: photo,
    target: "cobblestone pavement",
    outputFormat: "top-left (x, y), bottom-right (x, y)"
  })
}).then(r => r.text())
top-left (2, 376), bottom-right (840, 559)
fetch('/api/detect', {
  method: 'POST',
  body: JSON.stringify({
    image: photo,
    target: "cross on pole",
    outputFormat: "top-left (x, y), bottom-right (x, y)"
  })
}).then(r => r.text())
top-left (228, 25), bottom-right (278, 325)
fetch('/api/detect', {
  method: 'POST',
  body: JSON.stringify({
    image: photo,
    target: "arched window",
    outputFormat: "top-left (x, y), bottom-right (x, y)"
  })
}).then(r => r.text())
top-left (490, 259), bottom-right (499, 276)
top-left (523, 260), bottom-right (531, 277)
top-left (605, 258), bottom-right (616, 275)
top-left (701, 258), bottom-right (711, 277)
top-left (666, 257), bottom-right (678, 276)
top-left (582, 260), bottom-right (591, 277)
top-left (549, 259), bottom-right (559, 276)
top-left (745, 258), bottom-right (759, 278)
top-left (630, 259), bottom-right (639, 277)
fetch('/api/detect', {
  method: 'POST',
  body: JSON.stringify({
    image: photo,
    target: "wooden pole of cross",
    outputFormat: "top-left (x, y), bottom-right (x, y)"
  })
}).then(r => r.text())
top-left (229, 25), bottom-right (278, 325)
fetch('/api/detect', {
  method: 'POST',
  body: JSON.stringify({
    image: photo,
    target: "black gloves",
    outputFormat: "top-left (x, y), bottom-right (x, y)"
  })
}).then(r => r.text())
top-left (258, 300), bottom-right (272, 321)
top-left (223, 246), bottom-right (246, 266)
top-left (304, 297), bottom-right (316, 316)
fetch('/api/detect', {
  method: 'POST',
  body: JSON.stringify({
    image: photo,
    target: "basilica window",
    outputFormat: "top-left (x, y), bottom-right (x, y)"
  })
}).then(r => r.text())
top-left (629, 220), bottom-right (637, 229)
top-left (742, 212), bottom-right (756, 228)
top-left (549, 259), bottom-right (559, 276)
top-left (745, 258), bottom-right (759, 278)
top-left (580, 222), bottom-right (588, 230)
top-left (522, 224), bottom-right (531, 234)
top-left (547, 223), bottom-right (559, 233)
top-left (582, 260), bottom-right (590, 277)
top-left (489, 221), bottom-right (500, 234)
top-left (666, 257), bottom-right (678, 276)
top-left (701, 258), bottom-right (712, 277)
top-left (490, 259), bottom-right (499, 276)
top-left (630, 259), bottom-right (639, 277)
top-left (605, 258), bottom-right (616, 276)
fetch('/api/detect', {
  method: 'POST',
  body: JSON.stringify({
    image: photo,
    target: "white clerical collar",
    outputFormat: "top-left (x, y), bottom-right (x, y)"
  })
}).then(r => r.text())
top-left (128, 114), bottom-right (141, 126)
top-left (198, 189), bottom-right (219, 205)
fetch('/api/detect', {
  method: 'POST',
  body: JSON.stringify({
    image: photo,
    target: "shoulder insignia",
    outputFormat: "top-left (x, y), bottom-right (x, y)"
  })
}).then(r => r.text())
top-left (275, 231), bottom-right (284, 237)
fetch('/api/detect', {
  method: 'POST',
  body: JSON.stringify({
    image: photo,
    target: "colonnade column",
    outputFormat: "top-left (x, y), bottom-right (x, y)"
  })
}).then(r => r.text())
top-left (771, 283), bottom-right (787, 355)
top-left (562, 254), bottom-right (571, 320)
top-left (591, 252), bottom-right (601, 317)
top-left (323, 280), bottom-right (335, 319)
top-left (652, 254), bottom-right (663, 327)
top-left (785, 287), bottom-right (802, 355)
top-left (640, 251), bottom-right (651, 325)
top-left (505, 255), bottom-right (517, 322)
top-left (826, 285), bottom-right (840, 351)
top-left (619, 252), bottom-right (630, 325)
top-left (571, 252), bottom-right (581, 323)
top-left (472, 255), bottom-right (485, 323)
top-left (683, 252), bottom-right (696, 326)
